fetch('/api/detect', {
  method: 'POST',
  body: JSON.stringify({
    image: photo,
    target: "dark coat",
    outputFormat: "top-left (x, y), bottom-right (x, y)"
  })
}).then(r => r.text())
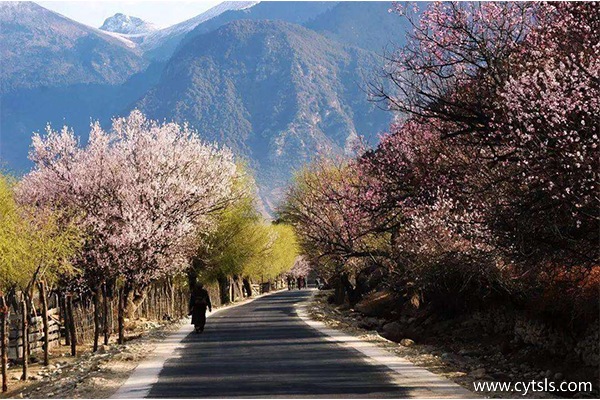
top-left (189, 288), bottom-right (212, 326)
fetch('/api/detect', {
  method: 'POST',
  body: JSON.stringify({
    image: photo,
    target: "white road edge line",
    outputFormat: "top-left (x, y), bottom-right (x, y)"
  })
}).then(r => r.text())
top-left (295, 290), bottom-right (475, 399)
top-left (111, 290), bottom-right (283, 399)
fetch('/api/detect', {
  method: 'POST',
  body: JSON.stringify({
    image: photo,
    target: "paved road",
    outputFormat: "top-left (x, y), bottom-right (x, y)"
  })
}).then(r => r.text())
top-left (146, 290), bottom-right (462, 398)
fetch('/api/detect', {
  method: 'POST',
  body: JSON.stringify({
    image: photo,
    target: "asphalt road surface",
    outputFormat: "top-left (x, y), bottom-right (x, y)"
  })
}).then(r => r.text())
top-left (146, 290), bottom-right (455, 398)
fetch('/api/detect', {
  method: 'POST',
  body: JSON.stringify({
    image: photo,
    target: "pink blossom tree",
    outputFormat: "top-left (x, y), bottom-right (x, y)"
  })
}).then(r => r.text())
top-left (281, 158), bottom-right (385, 264)
top-left (280, 158), bottom-right (397, 304)
top-left (372, 2), bottom-right (540, 145)
top-left (288, 257), bottom-right (312, 279)
top-left (488, 2), bottom-right (599, 269)
top-left (287, 2), bottom-right (598, 320)
top-left (19, 110), bottom-right (238, 344)
top-left (371, 1), bottom-right (598, 271)
top-left (356, 118), bottom-right (508, 311)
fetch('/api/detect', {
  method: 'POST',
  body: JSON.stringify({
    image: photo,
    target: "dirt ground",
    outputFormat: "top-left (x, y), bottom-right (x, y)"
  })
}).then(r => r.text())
top-left (306, 290), bottom-right (599, 399)
top-left (1, 318), bottom-right (186, 399)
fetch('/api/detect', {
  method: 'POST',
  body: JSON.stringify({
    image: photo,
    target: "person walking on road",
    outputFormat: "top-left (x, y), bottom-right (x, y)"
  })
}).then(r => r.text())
top-left (189, 282), bottom-right (212, 333)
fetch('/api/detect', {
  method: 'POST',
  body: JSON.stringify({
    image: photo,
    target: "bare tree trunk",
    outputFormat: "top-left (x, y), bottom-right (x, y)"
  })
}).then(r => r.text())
top-left (217, 275), bottom-right (229, 305)
top-left (124, 287), bottom-right (148, 321)
top-left (93, 288), bottom-right (101, 352)
top-left (232, 276), bottom-right (244, 300)
top-left (242, 278), bottom-right (252, 298)
top-left (118, 287), bottom-right (124, 344)
top-left (25, 294), bottom-right (32, 367)
top-left (118, 285), bottom-right (130, 345)
top-left (38, 282), bottom-right (50, 366)
top-left (333, 276), bottom-right (346, 305)
top-left (102, 283), bottom-right (110, 345)
top-left (168, 278), bottom-right (174, 318)
top-left (66, 295), bottom-right (76, 357)
top-left (20, 300), bottom-right (28, 380)
top-left (60, 294), bottom-right (70, 346)
top-left (1, 294), bottom-right (9, 392)
top-left (109, 299), bottom-right (115, 340)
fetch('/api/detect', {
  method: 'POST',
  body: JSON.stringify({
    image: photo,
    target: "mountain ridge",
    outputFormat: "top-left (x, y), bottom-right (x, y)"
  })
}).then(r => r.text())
top-left (1, 1), bottom-right (400, 211)
top-left (125, 1), bottom-right (261, 60)
top-left (136, 18), bottom-right (391, 210)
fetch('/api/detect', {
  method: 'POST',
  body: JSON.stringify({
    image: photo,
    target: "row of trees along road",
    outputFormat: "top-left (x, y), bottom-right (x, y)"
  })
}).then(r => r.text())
top-left (281, 2), bottom-right (598, 338)
top-left (1, 110), bottom-right (298, 392)
top-left (192, 169), bottom-right (299, 302)
top-left (1, 175), bottom-right (80, 391)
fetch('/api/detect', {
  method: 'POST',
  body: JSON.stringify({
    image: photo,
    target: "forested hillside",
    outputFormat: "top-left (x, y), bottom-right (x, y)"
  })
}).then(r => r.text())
top-left (136, 19), bottom-right (389, 209)
top-left (0, 2), bottom-right (597, 397)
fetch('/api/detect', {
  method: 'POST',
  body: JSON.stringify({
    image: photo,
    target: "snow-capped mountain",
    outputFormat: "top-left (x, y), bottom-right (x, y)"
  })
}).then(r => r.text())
top-left (88, 1), bottom-right (261, 60)
top-left (0, 1), bottom-right (145, 93)
top-left (100, 13), bottom-right (157, 35)
top-left (136, 1), bottom-right (259, 59)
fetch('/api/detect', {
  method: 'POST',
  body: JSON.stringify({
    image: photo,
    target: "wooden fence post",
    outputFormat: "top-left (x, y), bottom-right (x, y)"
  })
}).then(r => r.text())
top-left (60, 294), bottom-right (70, 346)
top-left (38, 281), bottom-right (50, 366)
top-left (1, 294), bottom-right (8, 392)
top-left (118, 286), bottom-right (128, 345)
top-left (66, 294), bottom-right (76, 356)
top-left (20, 299), bottom-right (28, 380)
top-left (93, 289), bottom-right (101, 352)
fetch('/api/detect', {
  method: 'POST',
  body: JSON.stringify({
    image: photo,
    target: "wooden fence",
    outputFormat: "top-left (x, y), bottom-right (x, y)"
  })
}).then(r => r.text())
top-left (7, 310), bottom-right (60, 359)
top-left (5, 280), bottom-right (191, 361)
top-left (4, 275), bottom-right (281, 361)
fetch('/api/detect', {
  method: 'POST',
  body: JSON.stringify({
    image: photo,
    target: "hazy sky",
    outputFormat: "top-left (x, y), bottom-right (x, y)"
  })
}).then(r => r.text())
top-left (38, 1), bottom-right (223, 29)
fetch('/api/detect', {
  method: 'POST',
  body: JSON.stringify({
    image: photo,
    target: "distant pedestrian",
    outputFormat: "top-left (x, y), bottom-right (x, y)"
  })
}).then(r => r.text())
top-left (318, 276), bottom-right (326, 289)
top-left (189, 282), bottom-right (212, 333)
top-left (297, 276), bottom-right (306, 290)
top-left (287, 276), bottom-right (293, 290)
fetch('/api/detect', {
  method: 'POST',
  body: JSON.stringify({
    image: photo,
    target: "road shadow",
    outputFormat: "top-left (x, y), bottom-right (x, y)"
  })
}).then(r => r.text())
top-left (148, 290), bottom-right (410, 398)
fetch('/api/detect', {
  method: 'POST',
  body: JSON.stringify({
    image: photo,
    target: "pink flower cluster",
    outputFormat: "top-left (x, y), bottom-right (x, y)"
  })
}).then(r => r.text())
top-left (18, 110), bottom-right (238, 289)
top-left (285, 2), bottom-right (598, 312)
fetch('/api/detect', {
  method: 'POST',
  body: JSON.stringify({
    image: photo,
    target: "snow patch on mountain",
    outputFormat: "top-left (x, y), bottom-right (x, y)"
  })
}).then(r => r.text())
top-left (100, 13), bottom-right (157, 35)
top-left (93, 2), bottom-right (259, 58)
top-left (138, 1), bottom-right (259, 52)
